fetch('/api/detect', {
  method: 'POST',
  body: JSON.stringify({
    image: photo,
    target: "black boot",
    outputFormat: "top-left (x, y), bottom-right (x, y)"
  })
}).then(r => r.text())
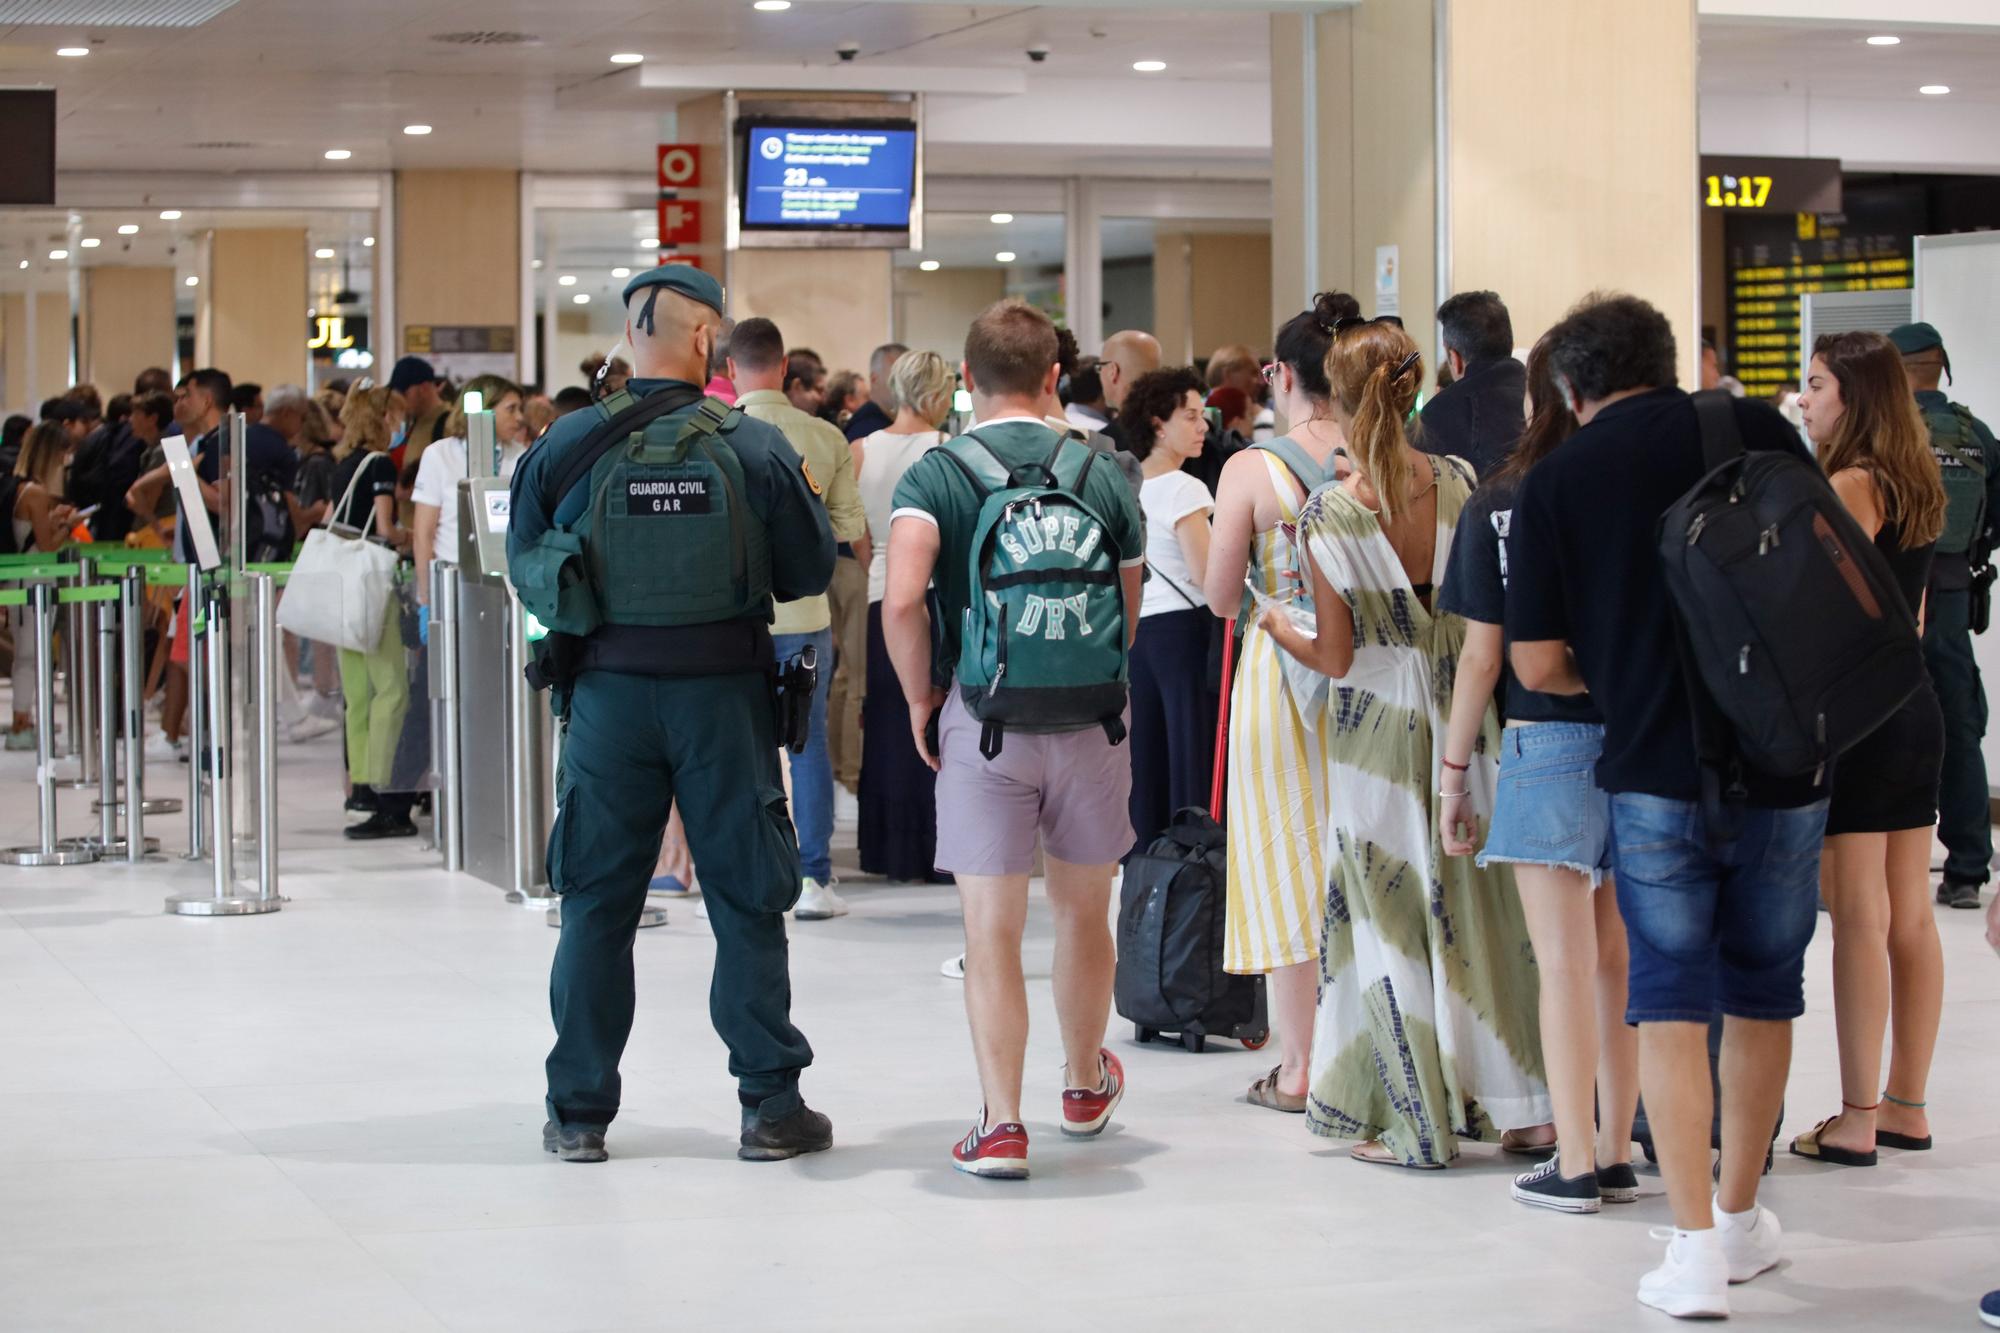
top-left (739, 1103), bottom-right (833, 1161)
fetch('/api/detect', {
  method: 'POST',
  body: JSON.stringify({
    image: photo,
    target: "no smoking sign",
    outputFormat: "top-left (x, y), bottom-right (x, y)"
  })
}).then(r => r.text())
top-left (657, 144), bottom-right (701, 189)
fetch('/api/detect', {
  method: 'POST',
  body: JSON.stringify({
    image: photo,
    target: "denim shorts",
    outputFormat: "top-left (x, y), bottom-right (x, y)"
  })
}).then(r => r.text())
top-left (1609, 794), bottom-right (1827, 1024)
top-left (1476, 723), bottom-right (1614, 886)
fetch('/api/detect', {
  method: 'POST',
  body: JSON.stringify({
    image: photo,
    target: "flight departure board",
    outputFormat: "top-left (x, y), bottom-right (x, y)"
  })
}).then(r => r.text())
top-left (740, 121), bottom-right (918, 231)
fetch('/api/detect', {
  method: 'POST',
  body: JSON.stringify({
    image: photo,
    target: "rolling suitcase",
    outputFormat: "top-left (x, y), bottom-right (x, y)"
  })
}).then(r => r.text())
top-left (1114, 619), bottom-right (1269, 1053)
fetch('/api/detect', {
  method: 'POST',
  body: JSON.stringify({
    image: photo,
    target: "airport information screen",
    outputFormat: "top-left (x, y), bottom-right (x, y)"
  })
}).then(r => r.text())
top-left (741, 123), bottom-right (917, 230)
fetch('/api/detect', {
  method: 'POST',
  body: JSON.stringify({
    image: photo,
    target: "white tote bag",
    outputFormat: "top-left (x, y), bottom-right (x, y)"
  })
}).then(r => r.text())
top-left (276, 456), bottom-right (400, 652)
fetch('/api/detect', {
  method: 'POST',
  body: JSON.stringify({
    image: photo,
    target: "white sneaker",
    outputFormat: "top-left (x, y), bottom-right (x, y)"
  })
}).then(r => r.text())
top-left (792, 877), bottom-right (849, 920)
top-left (307, 692), bottom-right (344, 722)
top-left (143, 734), bottom-right (179, 764)
top-left (940, 953), bottom-right (966, 980)
top-left (1713, 1199), bottom-right (1783, 1284)
top-left (694, 899), bottom-right (709, 920)
top-left (1637, 1227), bottom-right (1730, 1319)
top-left (287, 713), bottom-right (340, 743)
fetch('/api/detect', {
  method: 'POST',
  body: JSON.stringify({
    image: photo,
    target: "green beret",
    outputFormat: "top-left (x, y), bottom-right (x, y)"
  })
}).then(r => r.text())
top-left (623, 264), bottom-right (723, 313)
top-left (1887, 322), bottom-right (1944, 356)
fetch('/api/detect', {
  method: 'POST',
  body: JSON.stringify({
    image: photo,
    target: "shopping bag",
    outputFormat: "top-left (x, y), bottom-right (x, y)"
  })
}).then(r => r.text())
top-left (276, 459), bottom-right (399, 652)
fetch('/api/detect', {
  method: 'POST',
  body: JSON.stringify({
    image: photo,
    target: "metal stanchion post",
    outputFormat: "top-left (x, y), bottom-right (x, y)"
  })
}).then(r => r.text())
top-left (184, 563), bottom-right (205, 860)
top-left (0, 583), bottom-right (97, 866)
top-left (59, 568), bottom-right (84, 784)
top-left (121, 570), bottom-right (147, 863)
top-left (58, 557), bottom-right (96, 789)
top-left (97, 600), bottom-right (117, 849)
top-left (253, 573), bottom-right (280, 903)
top-left (431, 561), bottom-right (463, 872)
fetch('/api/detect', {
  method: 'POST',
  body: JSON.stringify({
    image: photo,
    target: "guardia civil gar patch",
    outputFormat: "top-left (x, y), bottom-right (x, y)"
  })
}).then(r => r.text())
top-left (624, 473), bottom-right (713, 515)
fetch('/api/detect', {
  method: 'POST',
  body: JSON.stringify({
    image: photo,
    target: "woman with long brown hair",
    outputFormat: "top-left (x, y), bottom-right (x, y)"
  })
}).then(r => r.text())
top-left (1790, 330), bottom-right (1948, 1169)
top-left (1434, 335), bottom-right (1638, 1212)
top-left (1262, 317), bottom-right (1548, 1168)
top-left (7, 422), bottom-right (80, 748)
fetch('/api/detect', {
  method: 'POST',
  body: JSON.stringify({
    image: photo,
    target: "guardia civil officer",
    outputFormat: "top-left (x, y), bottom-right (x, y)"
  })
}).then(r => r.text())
top-left (1893, 322), bottom-right (2000, 912)
top-left (507, 266), bottom-right (837, 1163)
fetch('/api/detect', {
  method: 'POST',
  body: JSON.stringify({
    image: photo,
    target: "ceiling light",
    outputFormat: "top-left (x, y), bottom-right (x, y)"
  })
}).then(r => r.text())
top-left (185, 276), bottom-right (199, 286)
top-left (1133, 60), bottom-right (1166, 72)
top-left (558, 274), bottom-right (578, 286)
top-left (117, 224), bottom-right (139, 235)
top-left (609, 52), bottom-right (644, 64)
top-left (403, 124), bottom-right (432, 136)
top-left (642, 237), bottom-right (661, 249)
top-left (754, 0), bottom-right (792, 10)
top-left (324, 148), bottom-right (351, 160)
top-left (611, 266), bottom-right (631, 278)
top-left (56, 47), bottom-right (89, 58)
top-left (1866, 34), bottom-right (1901, 46)
top-left (17, 260), bottom-right (27, 270)
top-left (1920, 84), bottom-right (1950, 95)
top-left (159, 210), bottom-right (181, 220)
top-left (990, 213), bottom-right (1014, 224)
top-left (573, 293), bottom-right (591, 304)
top-left (49, 249), bottom-right (67, 260)
top-left (919, 260), bottom-right (940, 272)
top-left (995, 251), bottom-right (1016, 263)
top-left (80, 238), bottom-right (100, 248)
top-left (314, 247), bottom-right (336, 259)
top-left (363, 236), bottom-right (375, 247)
top-left (531, 258), bottom-right (542, 269)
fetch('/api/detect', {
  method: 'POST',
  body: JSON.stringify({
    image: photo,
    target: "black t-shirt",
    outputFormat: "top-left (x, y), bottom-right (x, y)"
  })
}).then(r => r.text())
top-left (184, 422), bottom-right (300, 561)
top-left (1438, 477), bottom-right (1601, 725)
top-left (330, 451), bottom-right (397, 534)
top-left (1506, 388), bottom-right (1822, 805)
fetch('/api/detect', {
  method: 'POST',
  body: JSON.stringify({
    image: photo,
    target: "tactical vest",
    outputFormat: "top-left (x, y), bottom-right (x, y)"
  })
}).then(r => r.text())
top-left (1926, 400), bottom-right (1986, 558)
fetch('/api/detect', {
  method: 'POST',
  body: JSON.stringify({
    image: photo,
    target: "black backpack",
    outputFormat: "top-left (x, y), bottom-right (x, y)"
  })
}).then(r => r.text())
top-left (1658, 391), bottom-right (1925, 803)
top-left (0, 473), bottom-right (20, 555)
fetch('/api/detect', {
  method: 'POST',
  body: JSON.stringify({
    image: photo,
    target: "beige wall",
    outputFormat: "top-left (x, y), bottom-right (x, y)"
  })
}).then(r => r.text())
top-left (396, 169), bottom-right (521, 357)
top-left (1446, 0), bottom-right (1698, 372)
top-left (1155, 230), bottom-right (1274, 365)
top-left (894, 265), bottom-right (1006, 363)
top-left (732, 248), bottom-right (893, 375)
top-left (81, 267), bottom-right (176, 395)
top-left (2, 291), bottom-right (75, 415)
top-left (208, 229), bottom-right (307, 392)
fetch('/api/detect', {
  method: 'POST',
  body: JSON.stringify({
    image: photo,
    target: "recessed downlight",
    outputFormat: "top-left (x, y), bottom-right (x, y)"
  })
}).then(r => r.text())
top-left (754, 1), bottom-right (792, 10)
top-left (80, 238), bottom-right (100, 248)
top-left (314, 247), bottom-right (336, 259)
top-left (56, 47), bottom-right (89, 58)
top-left (18, 260), bottom-right (28, 269)
top-left (324, 148), bottom-right (352, 160)
top-left (1867, 35), bottom-right (1901, 46)
top-left (558, 274), bottom-right (578, 286)
top-left (642, 237), bottom-right (661, 249)
top-left (919, 260), bottom-right (941, 272)
top-left (995, 250), bottom-right (1016, 263)
top-left (403, 124), bottom-right (432, 136)
top-left (990, 213), bottom-right (1014, 224)
top-left (1920, 84), bottom-right (1951, 95)
top-left (49, 248), bottom-right (68, 260)
top-left (611, 266), bottom-right (631, 278)
top-left (185, 276), bottom-right (199, 286)
top-left (363, 236), bottom-right (376, 247)
top-left (117, 224), bottom-right (139, 235)
top-left (573, 293), bottom-right (591, 304)
top-left (1133, 60), bottom-right (1166, 73)
top-left (609, 52), bottom-right (644, 64)
top-left (159, 210), bottom-right (181, 220)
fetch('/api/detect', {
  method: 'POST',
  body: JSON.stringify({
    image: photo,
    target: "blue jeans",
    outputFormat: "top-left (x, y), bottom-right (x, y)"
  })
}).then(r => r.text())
top-left (1610, 794), bottom-right (1827, 1024)
top-left (773, 628), bottom-right (834, 883)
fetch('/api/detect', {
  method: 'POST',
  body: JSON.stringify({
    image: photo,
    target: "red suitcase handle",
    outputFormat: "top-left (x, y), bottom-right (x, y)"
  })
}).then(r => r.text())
top-left (1209, 618), bottom-right (1235, 821)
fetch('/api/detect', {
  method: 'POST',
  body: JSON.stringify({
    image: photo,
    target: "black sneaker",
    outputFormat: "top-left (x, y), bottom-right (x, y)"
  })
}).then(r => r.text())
top-left (344, 784), bottom-right (378, 823)
top-left (1597, 1161), bottom-right (1640, 1204)
top-left (1511, 1155), bottom-right (1602, 1213)
top-left (344, 811), bottom-right (418, 840)
top-left (542, 1120), bottom-right (608, 1163)
top-left (1938, 878), bottom-right (1984, 910)
top-left (738, 1103), bottom-right (833, 1161)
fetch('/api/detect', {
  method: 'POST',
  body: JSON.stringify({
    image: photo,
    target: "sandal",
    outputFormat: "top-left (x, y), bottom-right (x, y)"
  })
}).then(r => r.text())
top-left (1246, 1066), bottom-right (1306, 1114)
top-left (1877, 1091), bottom-right (1932, 1151)
top-left (1350, 1139), bottom-right (1446, 1170)
top-left (1788, 1103), bottom-right (1878, 1167)
top-left (1500, 1126), bottom-right (1557, 1155)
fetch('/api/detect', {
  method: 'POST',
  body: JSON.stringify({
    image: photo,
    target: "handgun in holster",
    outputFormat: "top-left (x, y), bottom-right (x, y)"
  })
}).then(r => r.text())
top-left (773, 644), bottom-right (819, 755)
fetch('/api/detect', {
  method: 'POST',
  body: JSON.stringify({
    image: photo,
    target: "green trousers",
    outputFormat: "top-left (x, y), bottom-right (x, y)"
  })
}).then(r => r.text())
top-left (544, 667), bottom-right (811, 1129)
top-left (338, 601), bottom-right (409, 787)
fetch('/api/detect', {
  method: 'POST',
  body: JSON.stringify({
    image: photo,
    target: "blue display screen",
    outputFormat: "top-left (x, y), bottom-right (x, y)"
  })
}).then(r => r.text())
top-left (741, 123), bottom-right (917, 230)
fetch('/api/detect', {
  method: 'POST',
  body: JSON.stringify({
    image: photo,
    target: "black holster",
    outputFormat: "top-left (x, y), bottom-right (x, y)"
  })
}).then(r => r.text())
top-left (526, 632), bottom-right (584, 693)
top-left (773, 644), bottom-right (819, 755)
top-left (1972, 563), bottom-right (1995, 635)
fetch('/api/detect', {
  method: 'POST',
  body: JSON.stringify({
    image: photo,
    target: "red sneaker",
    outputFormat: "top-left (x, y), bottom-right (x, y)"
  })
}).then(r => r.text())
top-left (952, 1115), bottom-right (1031, 1179)
top-left (1061, 1048), bottom-right (1125, 1138)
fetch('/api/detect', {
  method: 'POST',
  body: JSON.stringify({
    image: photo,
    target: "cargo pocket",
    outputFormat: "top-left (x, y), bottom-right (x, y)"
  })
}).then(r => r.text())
top-left (752, 784), bottom-right (804, 913)
top-left (546, 748), bottom-right (577, 896)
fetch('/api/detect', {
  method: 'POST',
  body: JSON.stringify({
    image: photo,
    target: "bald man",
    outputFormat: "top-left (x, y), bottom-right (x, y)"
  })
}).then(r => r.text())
top-left (1097, 329), bottom-right (1162, 450)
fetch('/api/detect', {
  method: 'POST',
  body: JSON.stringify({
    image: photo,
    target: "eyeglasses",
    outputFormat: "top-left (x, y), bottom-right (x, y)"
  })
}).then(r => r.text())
top-left (1260, 362), bottom-right (1280, 384)
top-left (1330, 314), bottom-right (1405, 336)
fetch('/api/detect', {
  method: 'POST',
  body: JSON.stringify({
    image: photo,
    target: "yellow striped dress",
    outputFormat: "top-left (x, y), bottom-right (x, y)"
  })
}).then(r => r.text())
top-left (1224, 452), bottom-right (1332, 974)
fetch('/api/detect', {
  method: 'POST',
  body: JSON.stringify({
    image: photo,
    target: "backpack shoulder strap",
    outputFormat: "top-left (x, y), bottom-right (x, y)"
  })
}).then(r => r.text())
top-left (1933, 404), bottom-right (1986, 475)
top-left (1255, 438), bottom-right (1332, 495)
top-left (547, 384), bottom-right (707, 509)
top-left (937, 435), bottom-right (996, 502)
top-left (1691, 389), bottom-right (1745, 473)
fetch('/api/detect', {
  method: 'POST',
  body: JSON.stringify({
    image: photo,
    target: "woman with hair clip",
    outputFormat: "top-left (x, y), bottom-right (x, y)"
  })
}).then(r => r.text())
top-left (1790, 330), bottom-right (1949, 1168)
top-left (1262, 318), bottom-right (1549, 1169)
top-left (1203, 292), bottom-right (1354, 1114)
top-left (1436, 337), bottom-right (1637, 1211)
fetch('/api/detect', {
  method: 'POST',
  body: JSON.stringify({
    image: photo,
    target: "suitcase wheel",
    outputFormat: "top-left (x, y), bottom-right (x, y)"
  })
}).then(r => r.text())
top-left (1180, 1030), bottom-right (1207, 1054)
top-left (1240, 1031), bottom-right (1269, 1052)
top-left (1134, 1025), bottom-right (1157, 1045)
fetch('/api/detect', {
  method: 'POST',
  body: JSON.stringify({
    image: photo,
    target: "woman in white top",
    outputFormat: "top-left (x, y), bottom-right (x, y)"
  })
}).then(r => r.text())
top-left (411, 375), bottom-right (529, 621)
top-left (855, 349), bottom-right (953, 882)
top-left (1118, 368), bottom-right (1216, 858)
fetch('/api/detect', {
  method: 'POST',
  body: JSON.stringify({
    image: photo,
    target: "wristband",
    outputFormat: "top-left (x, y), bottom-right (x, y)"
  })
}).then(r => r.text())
top-left (1440, 757), bottom-right (1469, 773)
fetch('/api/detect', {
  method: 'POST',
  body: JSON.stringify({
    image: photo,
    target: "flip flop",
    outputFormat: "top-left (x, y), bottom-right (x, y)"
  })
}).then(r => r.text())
top-left (1350, 1139), bottom-right (1446, 1170)
top-left (1789, 1116), bottom-right (1877, 1167)
top-left (1246, 1066), bottom-right (1306, 1114)
top-left (1876, 1130), bottom-right (1932, 1151)
top-left (1500, 1127), bottom-right (1557, 1155)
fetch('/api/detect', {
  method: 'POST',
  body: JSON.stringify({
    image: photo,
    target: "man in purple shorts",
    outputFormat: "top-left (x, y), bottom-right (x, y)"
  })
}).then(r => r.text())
top-left (882, 298), bottom-right (1146, 1180)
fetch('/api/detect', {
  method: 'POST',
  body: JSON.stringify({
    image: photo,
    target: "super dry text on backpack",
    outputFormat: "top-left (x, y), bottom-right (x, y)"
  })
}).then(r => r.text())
top-left (938, 430), bottom-right (1131, 760)
top-left (1658, 390), bottom-right (1926, 797)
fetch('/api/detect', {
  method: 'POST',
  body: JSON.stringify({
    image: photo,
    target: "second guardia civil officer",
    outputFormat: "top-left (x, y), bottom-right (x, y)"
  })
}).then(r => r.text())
top-left (507, 266), bottom-right (837, 1164)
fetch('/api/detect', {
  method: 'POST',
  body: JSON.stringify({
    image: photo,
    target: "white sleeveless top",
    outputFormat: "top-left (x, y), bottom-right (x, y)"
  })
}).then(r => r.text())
top-left (858, 429), bottom-right (942, 604)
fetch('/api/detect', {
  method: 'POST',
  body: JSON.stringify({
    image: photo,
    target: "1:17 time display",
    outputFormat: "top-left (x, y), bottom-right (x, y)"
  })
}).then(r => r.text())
top-left (1705, 173), bottom-right (1775, 209)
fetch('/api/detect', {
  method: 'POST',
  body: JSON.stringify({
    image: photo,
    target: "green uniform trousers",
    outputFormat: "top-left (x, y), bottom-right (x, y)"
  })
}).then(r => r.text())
top-left (1923, 587), bottom-right (1992, 885)
top-left (544, 667), bottom-right (811, 1129)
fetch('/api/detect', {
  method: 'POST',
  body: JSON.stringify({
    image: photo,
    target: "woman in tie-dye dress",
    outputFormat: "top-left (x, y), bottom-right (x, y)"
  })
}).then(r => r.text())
top-left (1262, 317), bottom-right (1549, 1168)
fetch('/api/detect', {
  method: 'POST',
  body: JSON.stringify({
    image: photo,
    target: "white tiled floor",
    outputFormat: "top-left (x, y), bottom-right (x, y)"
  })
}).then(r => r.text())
top-left (2, 727), bottom-right (1997, 1331)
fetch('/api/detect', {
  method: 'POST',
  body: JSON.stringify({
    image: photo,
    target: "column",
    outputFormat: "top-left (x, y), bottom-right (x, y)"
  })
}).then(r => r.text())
top-left (394, 170), bottom-right (522, 376)
top-left (207, 229), bottom-right (307, 390)
top-left (1154, 227), bottom-right (1274, 366)
top-left (2, 290), bottom-right (73, 413)
top-left (1271, 0), bottom-right (1699, 380)
top-left (81, 267), bottom-right (177, 394)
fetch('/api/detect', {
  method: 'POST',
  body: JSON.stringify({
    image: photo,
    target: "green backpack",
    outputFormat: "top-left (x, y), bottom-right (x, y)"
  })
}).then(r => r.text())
top-left (939, 430), bottom-right (1130, 759)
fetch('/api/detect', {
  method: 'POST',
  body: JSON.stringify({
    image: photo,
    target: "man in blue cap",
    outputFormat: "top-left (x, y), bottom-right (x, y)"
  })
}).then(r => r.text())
top-left (388, 355), bottom-right (449, 474)
top-left (1892, 321), bottom-right (2000, 910)
top-left (507, 264), bottom-right (838, 1163)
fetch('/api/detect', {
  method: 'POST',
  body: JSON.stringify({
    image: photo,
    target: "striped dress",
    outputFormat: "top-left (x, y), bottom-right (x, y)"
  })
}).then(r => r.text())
top-left (1224, 452), bottom-right (1332, 974)
top-left (1300, 457), bottom-right (1550, 1166)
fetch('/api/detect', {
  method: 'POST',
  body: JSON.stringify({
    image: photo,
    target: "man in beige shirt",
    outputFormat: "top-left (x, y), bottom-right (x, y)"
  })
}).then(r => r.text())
top-left (729, 316), bottom-right (870, 920)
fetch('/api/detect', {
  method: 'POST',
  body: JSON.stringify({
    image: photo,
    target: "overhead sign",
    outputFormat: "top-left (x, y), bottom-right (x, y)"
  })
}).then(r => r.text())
top-left (658, 198), bottom-right (702, 248)
top-left (658, 143), bottom-right (701, 189)
top-left (405, 325), bottom-right (516, 355)
top-left (658, 254), bottom-right (703, 271)
top-left (307, 315), bottom-right (366, 351)
top-left (740, 122), bottom-right (918, 230)
top-left (1699, 156), bottom-right (1841, 214)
